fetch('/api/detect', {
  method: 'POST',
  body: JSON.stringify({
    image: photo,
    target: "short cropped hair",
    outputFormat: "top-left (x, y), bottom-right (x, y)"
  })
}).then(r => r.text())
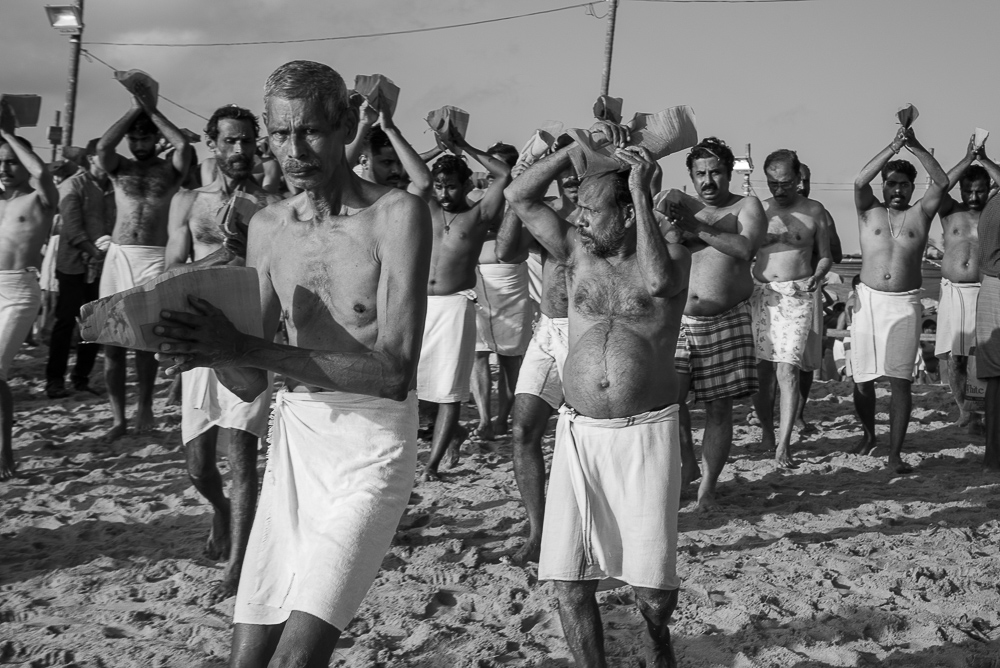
top-left (609, 170), bottom-right (633, 212)
top-left (487, 142), bottom-right (518, 169)
top-left (882, 159), bottom-right (917, 183)
top-left (128, 112), bottom-right (159, 137)
top-left (431, 154), bottom-right (473, 184)
top-left (686, 137), bottom-right (735, 177)
top-left (799, 163), bottom-right (811, 179)
top-left (363, 126), bottom-right (392, 155)
top-left (961, 164), bottom-right (990, 186)
top-left (263, 60), bottom-right (349, 128)
top-left (205, 105), bottom-right (259, 142)
top-left (85, 138), bottom-right (101, 157)
top-left (763, 149), bottom-right (801, 176)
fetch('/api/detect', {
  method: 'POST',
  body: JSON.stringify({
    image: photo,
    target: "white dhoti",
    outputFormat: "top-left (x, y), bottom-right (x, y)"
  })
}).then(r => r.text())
top-left (850, 283), bottom-right (923, 383)
top-left (234, 389), bottom-right (418, 631)
top-left (181, 367), bottom-right (274, 443)
top-left (416, 292), bottom-right (476, 403)
top-left (98, 242), bottom-right (165, 298)
top-left (0, 270), bottom-right (42, 382)
top-left (526, 250), bottom-right (544, 306)
top-left (539, 404), bottom-right (681, 590)
top-left (513, 314), bottom-right (568, 410)
top-left (474, 263), bottom-right (535, 356)
top-left (39, 236), bottom-right (59, 293)
top-left (750, 279), bottom-right (816, 367)
top-left (935, 278), bottom-right (979, 358)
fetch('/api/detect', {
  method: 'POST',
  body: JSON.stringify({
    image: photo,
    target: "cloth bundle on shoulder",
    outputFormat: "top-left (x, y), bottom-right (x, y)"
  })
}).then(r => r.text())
top-left (563, 105), bottom-right (699, 180)
top-left (353, 74), bottom-right (400, 117)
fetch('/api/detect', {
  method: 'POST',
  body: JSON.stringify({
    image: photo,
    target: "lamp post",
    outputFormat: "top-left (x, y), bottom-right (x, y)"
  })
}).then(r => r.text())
top-left (45, 1), bottom-right (84, 158)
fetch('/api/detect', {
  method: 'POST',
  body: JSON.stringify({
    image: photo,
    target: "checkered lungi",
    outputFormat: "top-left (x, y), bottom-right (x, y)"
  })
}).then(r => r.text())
top-left (675, 300), bottom-right (759, 403)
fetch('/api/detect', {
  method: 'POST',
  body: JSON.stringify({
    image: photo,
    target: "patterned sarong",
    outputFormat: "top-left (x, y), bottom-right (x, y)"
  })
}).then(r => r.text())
top-left (675, 300), bottom-right (758, 403)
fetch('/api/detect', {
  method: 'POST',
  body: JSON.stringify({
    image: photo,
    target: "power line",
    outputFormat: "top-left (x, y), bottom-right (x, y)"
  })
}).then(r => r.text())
top-left (84, 2), bottom-right (594, 47)
top-left (81, 49), bottom-right (208, 121)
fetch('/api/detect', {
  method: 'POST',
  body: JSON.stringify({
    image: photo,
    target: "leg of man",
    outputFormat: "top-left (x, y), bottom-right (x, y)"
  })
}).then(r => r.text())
top-left (134, 350), bottom-right (159, 433)
top-left (984, 378), bottom-right (1000, 471)
top-left (676, 374), bottom-right (699, 488)
top-left (753, 361), bottom-right (777, 454)
top-left (851, 380), bottom-right (877, 455)
top-left (945, 354), bottom-right (973, 427)
top-left (470, 352), bottom-right (494, 439)
top-left (510, 393), bottom-right (553, 564)
top-left (887, 377), bottom-right (913, 474)
top-left (214, 428), bottom-right (259, 602)
top-left (775, 362), bottom-right (800, 468)
top-left (45, 271), bottom-right (86, 396)
top-left (697, 398), bottom-right (733, 512)
top-left (554, 580), bottom-right (606, 668)
top-left (796, 369), bottom-right (817, 434)
top-left (633, 586), bottom-right (679, 668)
top-left (494, 354), bottom-right (521, 436)
top-left (104, 345), bottom-right (129, 440)
top-left (70, 279), bottom-right (102, 391)
top-left (422, 402), bottom-right (467, 481)
top-left (263, 612), bottom-right (341, 668)
top-left (186, 427), bottom-right (231, 561)
top-left (229, 622), bottom-right (284, 668)
top-left (1, 379), bottom-right (14, 479)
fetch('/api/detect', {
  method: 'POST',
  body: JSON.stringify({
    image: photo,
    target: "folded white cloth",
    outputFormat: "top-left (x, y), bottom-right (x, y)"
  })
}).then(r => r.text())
top-left (181, 367), bottom-right (273, 442)
top-left (475, 263), bottom-right (535, 355)
top-left (935, 278), bottom-right (979, 357)
top-left (98, 242), bottom-right (165, 298)
top-left (514, 314), bottom-right (568, 409)
top-left (0, 270), bottom-right (42, 381)
top-left (234, 389), bottom-right (418, 631)
top-left (416, 292), bottom-right (476, 403)
top-left (850, 282), bottom-right (923, 383)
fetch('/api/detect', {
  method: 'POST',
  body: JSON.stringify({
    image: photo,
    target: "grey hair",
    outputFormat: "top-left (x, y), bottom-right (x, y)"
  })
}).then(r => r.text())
top-left (263, 60), bottom-right (349, 127)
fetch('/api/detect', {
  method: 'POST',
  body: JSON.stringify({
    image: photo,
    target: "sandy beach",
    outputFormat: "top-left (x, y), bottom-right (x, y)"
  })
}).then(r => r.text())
top-left (2, 344), bottom-right (999, 668)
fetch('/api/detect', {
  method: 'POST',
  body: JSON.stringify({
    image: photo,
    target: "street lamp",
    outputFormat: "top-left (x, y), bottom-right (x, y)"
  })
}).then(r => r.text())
top-left (733, 144), bottom-right (753, 197)
top-left (45, 1), bottom-right (84, 157)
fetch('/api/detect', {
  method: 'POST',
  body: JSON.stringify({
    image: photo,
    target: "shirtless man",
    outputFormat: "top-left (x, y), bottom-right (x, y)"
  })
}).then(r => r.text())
top-left (348, 99), bottom-right (431, 199)
top-left (975, 148), bottom-right (1000, 471)
top-left (96, 87), bottom-right (191, 440)
top-left (155, 60), bottom-right (431, 667)
top-left (507, 123), bottom-right (689, 668)
top-left (164, 105), bottom-right (281, 602)
top-left (852, 125), bottom-right (947, 473)
top-left (0, 108), bottom-right (58, 480)
top-left (419, 138), bottom-right (510, 481)
top-left (471, 143), bottom-right (533, 440)
top-left (751, 150), bottom-right (832, 467)
top-left (496, 166), bottom-right (575, 564)
top-left (657, 137), bottom-right (766, 510)
top-left (794, 162), bottom-right (843, 433)
top-left (935, 136), bottom-right (1000, 433)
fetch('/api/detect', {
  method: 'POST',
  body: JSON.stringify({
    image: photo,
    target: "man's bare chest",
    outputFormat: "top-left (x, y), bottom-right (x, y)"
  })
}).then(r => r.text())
top-left (114, 164), bottom-right (177, 202)
top-left (569, 260), bottom-right (655, 321)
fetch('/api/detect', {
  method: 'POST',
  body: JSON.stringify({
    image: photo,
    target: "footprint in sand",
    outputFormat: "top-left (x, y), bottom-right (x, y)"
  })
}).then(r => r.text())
top-left (423, 590), bottom-right (458, 618)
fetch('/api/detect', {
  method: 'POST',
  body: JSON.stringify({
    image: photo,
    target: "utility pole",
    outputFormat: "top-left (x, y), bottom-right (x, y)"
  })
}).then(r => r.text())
top-left (62, 0), bottom-right (84, 156)
top-left (600, 0), bottom-right (619, 97)
top-left (48, 111), bottom-right (62, 162)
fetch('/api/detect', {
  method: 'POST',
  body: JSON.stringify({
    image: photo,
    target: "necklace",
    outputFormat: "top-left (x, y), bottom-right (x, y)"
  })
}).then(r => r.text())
top-left (441, 209), bottom-right (459, 234)
top-left (886, 206), bottom-right (906, 239)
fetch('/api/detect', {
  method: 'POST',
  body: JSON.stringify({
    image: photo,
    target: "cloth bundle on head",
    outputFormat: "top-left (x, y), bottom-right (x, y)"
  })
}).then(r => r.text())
top-left (0, 94), bottom-right (41, 127)
top-left (974, 127), bottom-right (990, 151)
top-left (114, 69), bottom-right (159, 101)
top-left (354, 74), bottom-right (400, 117)
top-left (517, 121), bottom-right (565, 169)
top-left (563, 105), bottom-right (699, 180)
top-left (896, 103), bottom-right (918, 129)
top-left (592, 95), bottom-right (623, 124)
top-left (426, 105), bottom-right (469, 155)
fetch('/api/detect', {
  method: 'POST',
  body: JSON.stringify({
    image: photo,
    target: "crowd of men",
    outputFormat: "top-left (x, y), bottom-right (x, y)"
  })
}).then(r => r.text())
top-left (1, 61), bottom-right (999, 666)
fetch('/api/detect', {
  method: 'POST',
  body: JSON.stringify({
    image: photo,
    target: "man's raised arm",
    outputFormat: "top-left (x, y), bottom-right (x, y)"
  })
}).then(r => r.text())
top-left (164, 191), bottom-right (195, 269)
top-left (505, 149), bottom-right (575, 262)
top-left (617, 146), bottom-right (688, 298)
top-left (96, 102), bottom-right (144, 175)
top-left (904, 129), bottom-right (948, 219)
top-left (134, 90), bottom-right (191, 180)
top-left (457, 137), bottom-right (510, 225)
top-left (495, 205), bottom-right (534, 263)
top-left (0, 132), bottom-right (57, 211)
top-left (855, 127), bottom-right (907, 213)
top-left (377, 107), bottom-right (432, 200)
top-left (937, 137), bottom-right (978, 218)
top-left (976, 141), bottom-right (1000, 188)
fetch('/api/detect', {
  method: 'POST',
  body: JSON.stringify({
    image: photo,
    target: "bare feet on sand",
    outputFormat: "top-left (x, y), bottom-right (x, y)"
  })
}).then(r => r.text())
top-left (474, 421), bottom-right (494, 441)
top-left (493, 418), bottom-right (509, 437)
top-left (204, 505), bottom-right (232, 561)
top-left (887, 456), bottom-right (914, 475)
top-left (851, 433), bottom-right (877, 456)
top-left (795, 418), bottom-right (818, 436)
top-left (0, 453), bottom-right (16, 480)
top-left (420, 467), bottom-right (441, 483)
top-left (774, 445), bottom-right (799, 469)
top-left (510, 535), bottom-right (541, 565)
top-left (444, 425), bottom-right (468, 470)
top-left (105, 422), bottom-right (128, 443)
top-left (681, 462), bottom-right (702, 487)
top-left (135, 410), bottom-right (157, 435)
top-left (207, 563), bottom-right (241, 604)
top-left (694, 492), bottom-right (721, 513)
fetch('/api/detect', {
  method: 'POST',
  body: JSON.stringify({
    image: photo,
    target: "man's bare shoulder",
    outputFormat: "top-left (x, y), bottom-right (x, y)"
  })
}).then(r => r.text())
top-left (368, 187), bottom-right (430, 233)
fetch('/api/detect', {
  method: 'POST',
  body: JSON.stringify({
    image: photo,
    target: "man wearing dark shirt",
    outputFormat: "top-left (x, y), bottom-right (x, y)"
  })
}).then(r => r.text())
top-left (45, 139), bottom-right (115, 397)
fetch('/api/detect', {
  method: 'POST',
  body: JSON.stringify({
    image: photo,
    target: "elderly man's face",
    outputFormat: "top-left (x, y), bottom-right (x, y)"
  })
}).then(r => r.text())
top-left (213, 118), bottom-right (257, 180)
top-left (574, 173), bottom-right (630, 258)
top-left (265, 96), bottom-right (349, 191)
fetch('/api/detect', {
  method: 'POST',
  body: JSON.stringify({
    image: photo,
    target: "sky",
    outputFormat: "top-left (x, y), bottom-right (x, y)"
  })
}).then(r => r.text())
top-left (2, 0), bottom-right (998, 253)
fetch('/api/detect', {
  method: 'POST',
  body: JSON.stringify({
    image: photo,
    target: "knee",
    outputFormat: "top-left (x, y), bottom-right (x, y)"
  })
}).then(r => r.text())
top-left (267, 650), bottom-right (312, 668)
top-left (634, 588), bottom-right (679, 622)
top-left (554, 581), bottom-right (595, 607)
top-left (186, 460), bottom-right (218, 487)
